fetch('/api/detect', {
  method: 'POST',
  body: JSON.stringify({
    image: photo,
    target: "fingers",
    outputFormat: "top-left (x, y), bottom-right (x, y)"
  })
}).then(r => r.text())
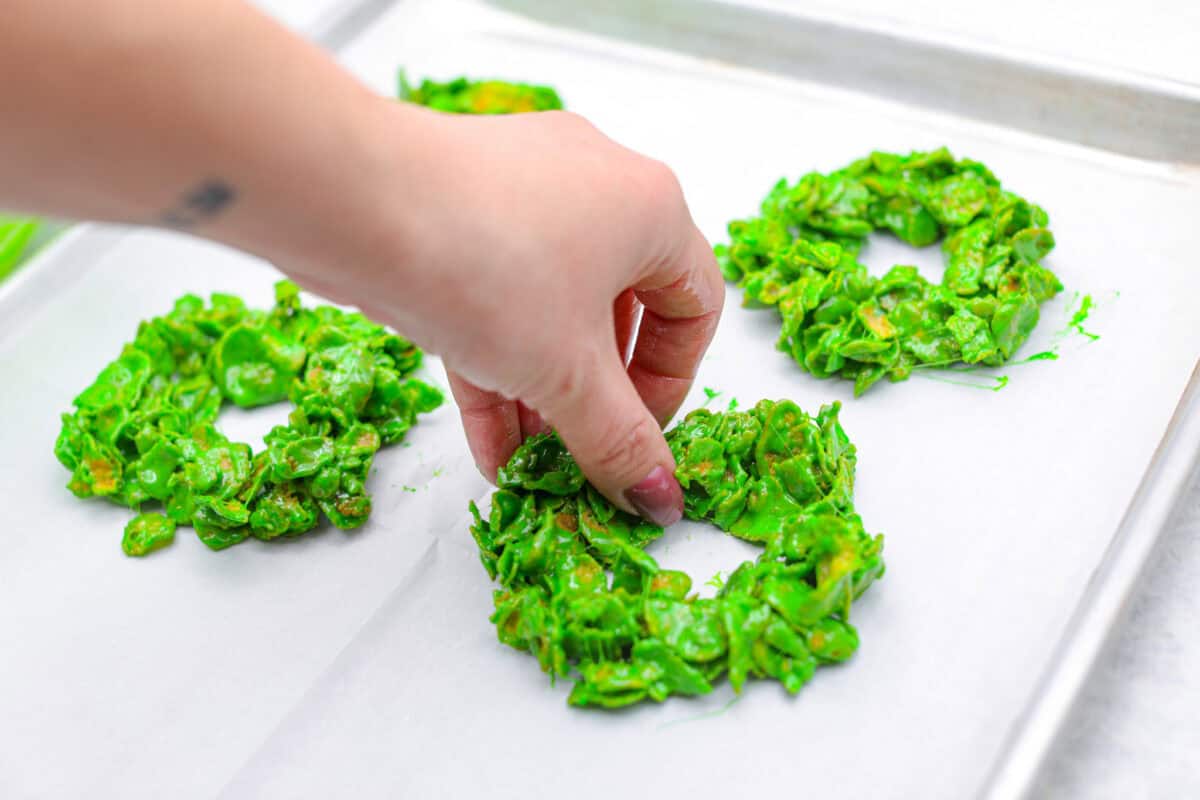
top-left (629, 225), bottom-right (725, 425)
top-left (446, 370), bottom-right (521, 482)
top-left (533, 348), bottom-right (682, 527)
top-left (444, 155), bottom-right (718, 531)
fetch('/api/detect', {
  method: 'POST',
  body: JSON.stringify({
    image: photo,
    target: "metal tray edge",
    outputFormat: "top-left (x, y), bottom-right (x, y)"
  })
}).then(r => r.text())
top-left (982, 361), bottom-right (1200, 799)
top-left (486, 0), bottom-right (1200, 166)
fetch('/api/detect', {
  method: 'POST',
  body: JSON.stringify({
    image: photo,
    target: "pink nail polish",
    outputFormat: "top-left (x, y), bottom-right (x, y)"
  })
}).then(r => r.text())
top-left (624, 466), bottom-right (683, 527)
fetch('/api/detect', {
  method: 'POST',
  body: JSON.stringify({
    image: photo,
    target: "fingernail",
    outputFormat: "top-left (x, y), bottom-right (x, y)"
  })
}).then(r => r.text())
top-left (624, 465), bottom-right (683, 527)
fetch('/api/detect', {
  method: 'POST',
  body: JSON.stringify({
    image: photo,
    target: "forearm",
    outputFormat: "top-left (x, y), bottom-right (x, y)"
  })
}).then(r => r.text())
top-left (0, 0), bottom-right (401, 273)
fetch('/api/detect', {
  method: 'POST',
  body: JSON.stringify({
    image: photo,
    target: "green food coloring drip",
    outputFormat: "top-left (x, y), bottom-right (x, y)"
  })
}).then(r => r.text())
top-left (1068, 294), bottom-right (1100, 342)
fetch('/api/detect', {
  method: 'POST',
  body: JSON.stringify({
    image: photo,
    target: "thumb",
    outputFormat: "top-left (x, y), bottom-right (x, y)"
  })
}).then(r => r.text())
top-left (534, 348), bottom-right (683, 527)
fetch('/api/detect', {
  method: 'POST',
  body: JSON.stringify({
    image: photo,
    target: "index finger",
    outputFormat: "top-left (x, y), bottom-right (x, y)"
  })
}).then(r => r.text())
top-left (628, 226), bottom-right (725, 426)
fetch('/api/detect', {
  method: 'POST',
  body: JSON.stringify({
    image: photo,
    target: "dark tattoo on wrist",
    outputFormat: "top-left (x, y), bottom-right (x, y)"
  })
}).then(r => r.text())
top-left (159, 179), bottom-right (237, 228)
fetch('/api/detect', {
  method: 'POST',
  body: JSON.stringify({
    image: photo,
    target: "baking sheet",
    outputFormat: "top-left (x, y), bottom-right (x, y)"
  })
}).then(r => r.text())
top-left (1, 0), bottom-right (1198, 798)
top-left (218, 1), bottom-right (1200, 798)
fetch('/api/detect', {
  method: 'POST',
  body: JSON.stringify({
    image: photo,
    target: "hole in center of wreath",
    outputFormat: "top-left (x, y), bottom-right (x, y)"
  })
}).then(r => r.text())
top-left (643, 518), bottom-right (762, 599)
top-left (215, 401), bottom-right (293, 449)
top-left (857, 231), bottom-right (945, 283)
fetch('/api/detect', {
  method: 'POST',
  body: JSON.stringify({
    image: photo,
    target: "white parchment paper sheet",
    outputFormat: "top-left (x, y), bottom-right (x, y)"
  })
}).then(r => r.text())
top-left (0, 232), bottom-right (488, 799)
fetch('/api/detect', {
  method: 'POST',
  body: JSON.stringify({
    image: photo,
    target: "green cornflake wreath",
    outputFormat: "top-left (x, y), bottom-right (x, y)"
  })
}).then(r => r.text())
top-left (716, 148), bottom-right (1062, 395)
top-left (469, 399), bottom-right (885, 708)
top-left (398, 71), bottom-right (564, 114)
top-left (54, 281), bottom-right (442, 556)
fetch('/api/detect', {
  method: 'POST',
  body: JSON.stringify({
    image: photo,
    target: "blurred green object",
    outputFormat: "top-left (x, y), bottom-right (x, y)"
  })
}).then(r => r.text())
top-left (398, 70), bottom-right (563, 114)
top-left (0, 216), bottom-right (39, 280)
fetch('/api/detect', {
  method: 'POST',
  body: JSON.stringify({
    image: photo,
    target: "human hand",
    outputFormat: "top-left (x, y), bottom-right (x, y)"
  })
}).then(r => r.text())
top-left (0, 0), bottom-right (722, 524)
top-left (293, 104), bottom-right (723, 525)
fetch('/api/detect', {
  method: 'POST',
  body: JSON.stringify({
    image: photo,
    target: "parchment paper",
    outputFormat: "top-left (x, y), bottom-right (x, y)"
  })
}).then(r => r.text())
top-left (0, 233), bottom-right (488, 799)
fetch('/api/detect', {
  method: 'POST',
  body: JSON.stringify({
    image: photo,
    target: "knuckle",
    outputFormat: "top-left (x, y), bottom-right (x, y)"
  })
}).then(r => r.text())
top-left (548, 109), bottom-right (596, 134)
top-left (641, 158), bottom-right (683, 203)
top-left (548, 357), bottom-right (591, 409)
top-left (519, 349), bottom-right (588, 412)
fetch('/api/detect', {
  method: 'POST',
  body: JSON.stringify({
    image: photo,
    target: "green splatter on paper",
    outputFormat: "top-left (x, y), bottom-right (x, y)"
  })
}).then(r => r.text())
top-left (914, 370), bottom-right (1009, 392)
top-left (1068, 294), bottom-right (1100, 342)
top-left (657, 693), bottom-right (744, 730)
top-left (702, 387), bottom-right (722, 408)
top-left (704, 571), bottom-right (727, 592)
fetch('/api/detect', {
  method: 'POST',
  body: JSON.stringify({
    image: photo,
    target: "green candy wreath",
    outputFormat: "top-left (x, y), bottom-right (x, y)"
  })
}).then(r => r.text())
top-left (54, 281), bottom-right (442, 556)
top-left (469, 399), bottom-right (885, 708)
top-left (717, 148), bottom-right (1062, 395)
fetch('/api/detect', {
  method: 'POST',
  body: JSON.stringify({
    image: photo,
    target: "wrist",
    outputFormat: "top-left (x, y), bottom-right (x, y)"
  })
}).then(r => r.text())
top-left (210, 88), bottom-right (405, 272)
top-left (271, 99), bottom-right (478, 354)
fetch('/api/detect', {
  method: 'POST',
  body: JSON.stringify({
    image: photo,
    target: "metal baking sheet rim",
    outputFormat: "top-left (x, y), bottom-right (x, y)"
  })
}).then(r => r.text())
top-left (487, 0), bottom-right (1200, 167)
top-left (982, 363), bottom-right (1200, 798)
